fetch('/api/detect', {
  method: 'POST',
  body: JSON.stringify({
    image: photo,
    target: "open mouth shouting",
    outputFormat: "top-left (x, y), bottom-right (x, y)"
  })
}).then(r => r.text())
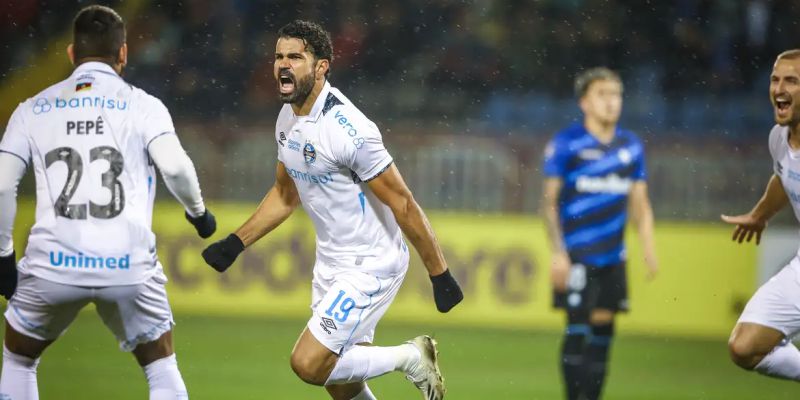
top-left (775, 95), bottom-right (793, 119)
top-left (279, 69), bottom-right (295, 95)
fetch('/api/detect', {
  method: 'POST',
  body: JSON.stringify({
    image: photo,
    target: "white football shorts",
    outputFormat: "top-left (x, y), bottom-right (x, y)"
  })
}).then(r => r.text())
top-left (306, 261), bottom-right (406, 355)
top-left (738, 256), bottom-right (800, 338)
top-left (5, 266), bottom-right (174, 352)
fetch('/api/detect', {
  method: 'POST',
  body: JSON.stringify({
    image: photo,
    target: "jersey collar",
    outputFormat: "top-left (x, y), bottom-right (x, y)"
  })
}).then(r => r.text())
top-left (72, 61), bottom-right (120, 78)
top-left (580, 123), bottom-right (619, 147)
top-left (303, 80), bottom-right (332, 121)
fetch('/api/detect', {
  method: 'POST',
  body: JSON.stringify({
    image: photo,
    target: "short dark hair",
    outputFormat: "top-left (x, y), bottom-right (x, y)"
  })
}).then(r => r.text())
top-left (278, 20), bottom-right (333, 77)
top-left (574, 67), bottom-right (623, 98)
top-left (72, 5), bottom-right (126, 62)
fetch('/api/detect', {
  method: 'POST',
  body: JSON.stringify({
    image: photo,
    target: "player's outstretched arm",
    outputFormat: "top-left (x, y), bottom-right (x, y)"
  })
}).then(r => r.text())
top-left (202, 162), bottom-right (300, 272)
top-left (721, 174), bottom-right (789, 245)
top-left (367, 164), bottom-right (463, 313)
top-left (541, 177), bottom-right (571, 291)
top-left (148, 134), bottom-right (216, 238)
top-left (629, 181), bottom-right (658, 279)
top-left (0, 153), bottom-right (26, 299)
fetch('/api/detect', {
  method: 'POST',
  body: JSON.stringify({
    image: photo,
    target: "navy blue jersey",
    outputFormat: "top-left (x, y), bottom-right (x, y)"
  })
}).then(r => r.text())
top-left (543, 123), bottom-right (647, 267)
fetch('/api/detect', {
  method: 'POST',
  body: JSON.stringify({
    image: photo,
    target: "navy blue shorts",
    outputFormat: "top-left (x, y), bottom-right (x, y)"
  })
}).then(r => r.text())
top-left (553, 262), bottom-right (628, 313)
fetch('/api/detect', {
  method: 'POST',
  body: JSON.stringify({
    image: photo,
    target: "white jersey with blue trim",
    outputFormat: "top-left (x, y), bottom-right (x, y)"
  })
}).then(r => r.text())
top-left (0, 62), bottom-right (174, 286)
top-left (275, 81), bottom-right (409, 277)
top-left (769, 125), bottom-right (800, 240)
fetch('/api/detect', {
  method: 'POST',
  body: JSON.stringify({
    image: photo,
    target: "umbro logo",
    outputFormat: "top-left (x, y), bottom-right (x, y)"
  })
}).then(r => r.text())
top-left (777, 161), bottom-right (784, 175)
top-left (320, 317), bottom-right (338, 334)
top-left (278, 131), bottom-right (286, 147)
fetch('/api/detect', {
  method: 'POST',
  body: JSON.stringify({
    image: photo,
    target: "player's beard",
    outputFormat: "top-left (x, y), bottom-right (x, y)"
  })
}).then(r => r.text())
top-left (279, 73), bottom-right (315, 105)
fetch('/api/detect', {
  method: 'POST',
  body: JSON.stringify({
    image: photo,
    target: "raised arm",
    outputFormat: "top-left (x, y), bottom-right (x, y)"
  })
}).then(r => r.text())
top-left (367, 164), bottom-right (463, 312)
top-left (202, 161), bottom-right (300, 272)
top-left (721, 174), bottom-right (789, 245)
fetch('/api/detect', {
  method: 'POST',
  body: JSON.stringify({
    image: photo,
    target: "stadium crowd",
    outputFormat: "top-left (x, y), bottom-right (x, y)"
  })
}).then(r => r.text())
top-left (3, 0), bottom-right (800, 136)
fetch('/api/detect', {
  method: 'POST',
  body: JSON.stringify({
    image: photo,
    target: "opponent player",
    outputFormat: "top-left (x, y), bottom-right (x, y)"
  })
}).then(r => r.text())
top-left (724, 49), bottom-right (800, 382)
top-left (541, 67), bottom-right (658, 400)
top-left (202, 20), bottom-right (463, 400)
top-left (0, 6), bottom-right (216, 399)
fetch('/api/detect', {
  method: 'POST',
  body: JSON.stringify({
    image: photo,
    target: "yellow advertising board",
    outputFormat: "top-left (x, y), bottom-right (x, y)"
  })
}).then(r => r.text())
top-left (11, 201), bottom-right (756, 338)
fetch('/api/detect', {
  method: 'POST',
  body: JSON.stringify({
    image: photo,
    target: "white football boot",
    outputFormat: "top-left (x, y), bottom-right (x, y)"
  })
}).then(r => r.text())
top-left (405, 335), bottom-right (445, 400)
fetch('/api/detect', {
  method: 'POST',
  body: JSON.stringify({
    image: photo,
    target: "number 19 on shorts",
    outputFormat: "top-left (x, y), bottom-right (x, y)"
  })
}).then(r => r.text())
top-left (325, 290), bottom-right (356, 323)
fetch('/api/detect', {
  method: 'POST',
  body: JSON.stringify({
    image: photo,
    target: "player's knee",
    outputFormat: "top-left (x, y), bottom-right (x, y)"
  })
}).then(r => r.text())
top-left (290, 352), bottom-right (329, 386)
top-left (132, 331), bottom-right (174, 366)
top-left (589, 309), bottom-right (614, 325)
top-left (728, 337), bottom-right (762, 370)
top-left (3, 323), bottom-right (50, 359)
top-left (3, 339), bottom-right (38, 360)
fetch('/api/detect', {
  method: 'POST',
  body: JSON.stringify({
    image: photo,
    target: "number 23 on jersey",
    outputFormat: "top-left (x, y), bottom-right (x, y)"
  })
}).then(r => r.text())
top-left (44, 145), bottom-right (126, 220)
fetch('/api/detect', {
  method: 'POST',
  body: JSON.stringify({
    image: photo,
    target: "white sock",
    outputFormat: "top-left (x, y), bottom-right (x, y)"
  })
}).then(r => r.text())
top-left (143, 354), bottom-right (188, 400)
top-left (0, 344), bottom-right (40, 400)
top-left (754, 342), bottom-right (800, 381)
top-left (325, 344), bottom-right (420, 385)
top-left (350, 384), bottom-right (377, 400)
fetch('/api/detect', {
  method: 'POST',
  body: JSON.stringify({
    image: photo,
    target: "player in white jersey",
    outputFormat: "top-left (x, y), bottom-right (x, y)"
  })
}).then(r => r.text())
top-left (0, 6), bottom-right (216, 399)
top-left (723, 49), bottom-right (800, 382)
top-left (201, 20), bottom-right (463, 400)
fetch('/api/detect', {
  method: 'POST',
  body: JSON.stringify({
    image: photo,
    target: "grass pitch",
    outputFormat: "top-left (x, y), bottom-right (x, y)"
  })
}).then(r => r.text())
top-left (10, 313), bottom-right (797, 399)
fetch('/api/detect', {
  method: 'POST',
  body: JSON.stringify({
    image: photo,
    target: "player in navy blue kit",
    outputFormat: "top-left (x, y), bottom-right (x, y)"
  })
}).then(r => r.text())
top-left (541, 67), bottom-right (658, 400)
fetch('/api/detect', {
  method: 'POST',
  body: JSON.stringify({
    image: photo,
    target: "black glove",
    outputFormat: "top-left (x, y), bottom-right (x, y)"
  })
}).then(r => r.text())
top-left (430, 269), bottom-right (463, 313)
top-left (0, 251), bottom-right (18, 300)
top-left (202, 234), bottom-right (245, 272)
top-left (185, 209), bottom-right (216, 239)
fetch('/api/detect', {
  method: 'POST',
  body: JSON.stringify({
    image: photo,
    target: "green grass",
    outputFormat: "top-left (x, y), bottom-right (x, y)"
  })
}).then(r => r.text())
top-left (9, 313), bottom-right (798, 399)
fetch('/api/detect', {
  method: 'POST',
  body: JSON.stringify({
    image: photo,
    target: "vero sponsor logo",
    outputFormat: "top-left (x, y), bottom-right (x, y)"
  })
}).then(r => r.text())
top-left (334, 110), bottom-right (358, 137)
